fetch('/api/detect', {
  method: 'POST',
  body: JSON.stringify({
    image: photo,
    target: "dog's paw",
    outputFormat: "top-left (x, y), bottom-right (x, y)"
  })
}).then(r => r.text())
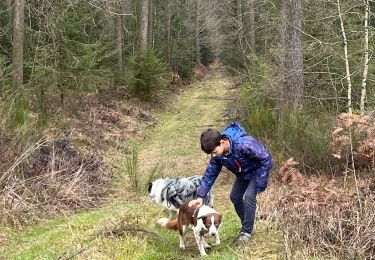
top-left (211, 241), bottom-right (220, 246)
top-left (179, 245), bottom-right (186, 251)
top-left (204, 244), bottom-right (212, 249)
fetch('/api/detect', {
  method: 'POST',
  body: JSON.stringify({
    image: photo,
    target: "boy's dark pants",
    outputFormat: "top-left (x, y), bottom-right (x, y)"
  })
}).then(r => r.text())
top-left (230, 176), bottom-right (257, 234)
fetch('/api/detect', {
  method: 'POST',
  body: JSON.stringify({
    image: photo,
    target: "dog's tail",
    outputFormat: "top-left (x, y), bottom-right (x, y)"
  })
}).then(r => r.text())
top-left (157, 218), bottom-right (178, 230)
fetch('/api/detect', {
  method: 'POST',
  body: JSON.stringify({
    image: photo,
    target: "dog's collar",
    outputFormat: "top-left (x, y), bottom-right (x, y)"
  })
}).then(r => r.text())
top-left (193, 205), bottom-right (203, 219)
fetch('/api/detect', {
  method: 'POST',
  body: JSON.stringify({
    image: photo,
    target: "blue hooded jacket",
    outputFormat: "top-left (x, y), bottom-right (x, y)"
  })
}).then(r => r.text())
top-left (197, 122), bottom-right (273, 199)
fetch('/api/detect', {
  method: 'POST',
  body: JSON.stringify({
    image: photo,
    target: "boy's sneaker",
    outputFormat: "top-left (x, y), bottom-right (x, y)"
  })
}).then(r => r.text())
top-left (235, 232), bottom-right (252, 246)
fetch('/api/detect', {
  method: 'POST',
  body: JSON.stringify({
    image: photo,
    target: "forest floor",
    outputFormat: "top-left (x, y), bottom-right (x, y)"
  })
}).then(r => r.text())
top-left (0, 64), bottom-right (283, 259)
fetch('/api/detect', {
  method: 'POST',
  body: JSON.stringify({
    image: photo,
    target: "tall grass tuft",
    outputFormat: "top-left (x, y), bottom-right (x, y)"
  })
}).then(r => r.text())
top-left (245, 105), bottom-right (277, 140)
top-left (1, 90), bottom-right (27, 131)
top-left (0, 87), bottom-right (41, 156)
top-left (124, 148), bottom-right (140, 192)
top-left (13, 94), bottom-right (28, 126)
top-left (277, 108), bottom-right (332, 172)
top-left (143, 163), bottom-right (165, 193)
top-left (118, 147), bottom-right (166, 195)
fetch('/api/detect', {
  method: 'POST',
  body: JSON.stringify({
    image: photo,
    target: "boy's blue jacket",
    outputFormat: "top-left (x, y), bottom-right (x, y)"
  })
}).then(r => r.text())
top-left (197, 122), bottom-right (273, 199)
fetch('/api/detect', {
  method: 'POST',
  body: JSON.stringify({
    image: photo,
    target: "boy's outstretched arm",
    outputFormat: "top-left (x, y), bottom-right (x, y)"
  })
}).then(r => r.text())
top-left (189, 158), bottom-right (222, 207)
top-left (188, 197), bottom-right (203, 207)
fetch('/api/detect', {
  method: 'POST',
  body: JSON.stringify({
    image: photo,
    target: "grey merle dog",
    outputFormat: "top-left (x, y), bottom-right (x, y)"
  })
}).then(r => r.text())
top-left (148, 176), bottom-right (214, 218)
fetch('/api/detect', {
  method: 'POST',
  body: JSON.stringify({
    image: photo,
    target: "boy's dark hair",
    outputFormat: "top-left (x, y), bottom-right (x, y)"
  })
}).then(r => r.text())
top-left (200, 128), bottom-right (222, 154)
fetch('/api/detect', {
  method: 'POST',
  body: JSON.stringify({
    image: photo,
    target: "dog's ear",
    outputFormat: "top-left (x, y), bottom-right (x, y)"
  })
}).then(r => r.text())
top-left (200, 217), bottom-right (208, 231)
top-left (148, 182), bottom-right (153, 193)
top-left (213, 214), bottom-right (222, 227)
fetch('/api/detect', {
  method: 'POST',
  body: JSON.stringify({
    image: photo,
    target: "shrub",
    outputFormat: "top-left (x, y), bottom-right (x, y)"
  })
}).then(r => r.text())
top-left (277, 109), bottom-right (332, 171)
top-left (170, 48), bottom-right (195, 80)
top-left (124, 49), bottom-right (169, 101)
top-left (242, 81), bottom-right (333, 173)
top-left (199, 29), bottom-right (215, 66)
top-left (200, 45), bottom-right (214, 67)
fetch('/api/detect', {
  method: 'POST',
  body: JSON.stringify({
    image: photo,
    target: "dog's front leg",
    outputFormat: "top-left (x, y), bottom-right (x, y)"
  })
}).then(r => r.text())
top-left (179, 235), bottom-right (186, 250)
top-left (179, 225), bottom-right (187, 250)
top-left (212, 234), bottom-right (221, 246)
top-left (202, 237), bottom-right (211, 249)
top-left (194, 229), bottom-right (207, 256)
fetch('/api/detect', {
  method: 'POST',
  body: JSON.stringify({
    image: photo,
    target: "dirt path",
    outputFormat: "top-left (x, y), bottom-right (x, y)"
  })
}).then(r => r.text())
top-left (135, 64), bottom-right (236, 180)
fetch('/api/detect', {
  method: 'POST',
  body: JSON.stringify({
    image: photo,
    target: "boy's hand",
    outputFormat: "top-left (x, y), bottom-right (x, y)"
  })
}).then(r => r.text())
top-left (188, 198), bottom-right (203, 207)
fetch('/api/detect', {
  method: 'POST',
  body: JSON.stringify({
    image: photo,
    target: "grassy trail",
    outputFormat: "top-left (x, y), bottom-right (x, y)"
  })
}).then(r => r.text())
top-left (0, 66), bottom-right (282, 259)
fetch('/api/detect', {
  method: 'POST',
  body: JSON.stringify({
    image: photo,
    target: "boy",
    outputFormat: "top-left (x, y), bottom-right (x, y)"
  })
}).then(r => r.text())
top-left (189, 122), bottom-right (273, 246)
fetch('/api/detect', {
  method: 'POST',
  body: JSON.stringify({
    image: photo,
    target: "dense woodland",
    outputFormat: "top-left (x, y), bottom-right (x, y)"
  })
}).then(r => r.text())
top-left (1, 0), bottom-right (374, 131)
top-left (0, 0), bottom-right (374, 259)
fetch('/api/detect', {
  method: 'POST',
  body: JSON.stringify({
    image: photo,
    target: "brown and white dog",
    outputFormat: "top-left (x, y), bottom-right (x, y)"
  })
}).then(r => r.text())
top-left (158, 202), bottom-right (222, 256)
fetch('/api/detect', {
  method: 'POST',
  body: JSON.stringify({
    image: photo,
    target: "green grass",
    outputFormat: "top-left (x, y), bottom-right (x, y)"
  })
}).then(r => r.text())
top-left (0, 67), bottom-right (283, 259)
top-left (1, 200), bottom-right (282, 259)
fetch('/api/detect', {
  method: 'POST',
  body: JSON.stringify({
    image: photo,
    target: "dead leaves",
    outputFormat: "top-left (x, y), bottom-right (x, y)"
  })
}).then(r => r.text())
top-left (330, 113), bottom-right (375, 170)
top-left (276, 158), bottom-right (351, 208)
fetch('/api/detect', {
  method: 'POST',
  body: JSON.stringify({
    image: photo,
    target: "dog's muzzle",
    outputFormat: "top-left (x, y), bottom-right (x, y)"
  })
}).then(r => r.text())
top-left (209, 229), bottom-right (218, 237)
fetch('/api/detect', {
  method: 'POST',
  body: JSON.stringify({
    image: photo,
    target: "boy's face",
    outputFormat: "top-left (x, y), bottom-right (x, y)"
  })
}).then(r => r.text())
top-left (211, 140), bottom-right (228, 157)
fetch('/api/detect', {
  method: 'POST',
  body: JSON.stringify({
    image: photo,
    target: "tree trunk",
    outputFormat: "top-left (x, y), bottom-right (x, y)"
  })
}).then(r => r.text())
top-left (6, 0), bottom-right (11, 14)
top-left (167, 0), bottom-right (172, 64)
top-left (277, 2), bottom-right (287, 117)
top-left (237, 0), bottom-right (250, 75)
top-left (237, 0), bottom-right (243, 44)
top-left (12, 0), bottom-right (25, 86)
top-left (115, 14), bottom-right (123, 75)
top-left (195, 0), bottom-right (200, 64)
top-left (140, 0), bottom-right (149, 51)
top-left (244, 0), bottom-right (255, 51)
top-left (360, 0), bottom-right (369, 115)
top-left (337, 0), bottom-right (352, 115)
top-left (148, 0), bottom-right (154, 48)
top-left (282, 0), bottom-right (304, 108)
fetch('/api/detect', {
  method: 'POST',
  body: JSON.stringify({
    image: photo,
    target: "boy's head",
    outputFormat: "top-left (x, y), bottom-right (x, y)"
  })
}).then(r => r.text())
top-left (200, 128), bottom-right (228, 157)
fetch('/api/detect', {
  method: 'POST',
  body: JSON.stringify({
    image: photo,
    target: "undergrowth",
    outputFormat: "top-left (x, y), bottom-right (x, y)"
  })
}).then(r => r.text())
top-left (240, 65), bottom-right (374, 259)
